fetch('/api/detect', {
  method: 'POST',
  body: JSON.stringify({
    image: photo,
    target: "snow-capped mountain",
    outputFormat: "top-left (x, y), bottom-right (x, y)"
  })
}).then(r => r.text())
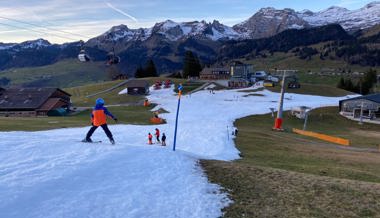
top-left (17, 39), bottom-right (51, 49)
top-left (233, 2), bottom-right (380, 39)
top-left (87, 20), bottom-right (240, 47)
top-left (0, 39), bottom-right (51, 51)
top-left (233, 7), bottom-right (309, 39)
top-left (0, 1), bottom-right (379, 75)
top-left (151, 20), bottom-right (240, 41)
top-left (0, 42), bottom-right (16, 50)
top-left (299, 1), bottom-right (380, 30)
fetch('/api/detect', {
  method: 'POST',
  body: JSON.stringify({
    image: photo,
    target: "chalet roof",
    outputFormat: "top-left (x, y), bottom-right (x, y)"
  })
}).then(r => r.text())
top-left (340, 94), bottom-right (380, 104)
top-left (38, 98), bottom-right (63, 111)
top-left (125, 80), bottom-right (149, 88)
top-left (0, 87), bottom-right (70, 110)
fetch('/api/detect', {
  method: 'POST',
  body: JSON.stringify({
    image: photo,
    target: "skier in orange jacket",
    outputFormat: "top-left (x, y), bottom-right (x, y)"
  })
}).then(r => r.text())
top-left (83, 98), bottom-right (117, 144)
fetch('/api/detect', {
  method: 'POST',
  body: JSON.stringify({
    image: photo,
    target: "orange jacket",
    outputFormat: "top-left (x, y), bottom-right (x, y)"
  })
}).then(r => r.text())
top-left (148, 134), bottom-right (153, 139)
top-left (91, 105), bottom-right (115, 126)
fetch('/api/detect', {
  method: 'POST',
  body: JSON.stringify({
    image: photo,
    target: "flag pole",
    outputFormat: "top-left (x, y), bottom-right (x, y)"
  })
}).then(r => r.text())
top-left (173, 84), bottom-right (183, 151)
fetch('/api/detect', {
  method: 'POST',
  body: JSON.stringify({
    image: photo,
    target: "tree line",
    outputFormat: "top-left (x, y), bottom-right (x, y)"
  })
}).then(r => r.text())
top-left (337, 69), bottom-right (378, 95)
top-left (134, 50), bottom-right (202, 78)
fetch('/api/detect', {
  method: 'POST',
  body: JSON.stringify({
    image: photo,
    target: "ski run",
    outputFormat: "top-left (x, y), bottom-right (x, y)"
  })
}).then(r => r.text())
top-left (0, 85), bottom-right (354, 218)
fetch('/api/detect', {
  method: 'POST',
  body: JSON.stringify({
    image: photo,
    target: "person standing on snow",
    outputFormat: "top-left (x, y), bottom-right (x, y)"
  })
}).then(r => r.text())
top-left (155, 128), bottom-right (160, 143)
top-left (161, 133), bottom-right (166, 146)
top-left (83, 98), bottom-right (117, 144)
top-left (148, 133), bottom-right (153, 144)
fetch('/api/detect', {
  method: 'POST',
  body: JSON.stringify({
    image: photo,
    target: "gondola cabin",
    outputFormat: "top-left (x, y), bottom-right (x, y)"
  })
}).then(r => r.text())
top-left (78, 50), bottom-right (90, 62)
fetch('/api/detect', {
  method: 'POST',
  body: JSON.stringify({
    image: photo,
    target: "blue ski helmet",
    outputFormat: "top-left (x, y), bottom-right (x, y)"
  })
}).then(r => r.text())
top-left (96, 98), bottom-right (105, 105)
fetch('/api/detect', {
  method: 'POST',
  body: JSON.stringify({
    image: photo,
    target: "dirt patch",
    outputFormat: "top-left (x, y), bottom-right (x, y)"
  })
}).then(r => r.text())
top-left (350, 129), bottom-right (380, 140)
top-left (202, 161), bottom-right (380, 218)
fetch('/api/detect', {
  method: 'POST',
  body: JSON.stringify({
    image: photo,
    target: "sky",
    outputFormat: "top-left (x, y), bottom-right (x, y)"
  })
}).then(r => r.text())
top-left (0, 0), bottom-right (376, 43)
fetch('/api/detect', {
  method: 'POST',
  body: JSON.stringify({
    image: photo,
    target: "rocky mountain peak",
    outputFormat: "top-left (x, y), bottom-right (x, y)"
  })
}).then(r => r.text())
top-left (233, 7), bottom-right (308, 39)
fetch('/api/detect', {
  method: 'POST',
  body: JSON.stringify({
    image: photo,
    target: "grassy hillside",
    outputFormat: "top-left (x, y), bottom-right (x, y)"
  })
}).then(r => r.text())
top-left (65, 80), bottom-right (143, 107)
top-left (0, 77), bottom-right (202, 131)
top-left (202, 107), bottom-right (380, 217)
top-left (244, 52), bottom-right (378, 86)
top-left (0, 105), bottom-right (156, 131)
top-left (265, 83), bottom-right (354, 97)
top-left (0, 59), bottom-right (109, 88)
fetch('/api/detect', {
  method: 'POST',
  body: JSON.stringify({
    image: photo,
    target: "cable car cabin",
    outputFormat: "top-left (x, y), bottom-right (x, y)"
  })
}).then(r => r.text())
top-left (78, 50), bottom-right (90, 62)
top-left (106, 52), bottom-right (120, 65)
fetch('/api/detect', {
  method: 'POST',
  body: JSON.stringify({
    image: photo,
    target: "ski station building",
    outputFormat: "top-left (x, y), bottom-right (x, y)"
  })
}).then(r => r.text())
top-left (0, 87), bottom-right (71, 117)
top-left (199, 67), bottom-right (231, 80)
top-left (339, 93), bottom-right (380, 124)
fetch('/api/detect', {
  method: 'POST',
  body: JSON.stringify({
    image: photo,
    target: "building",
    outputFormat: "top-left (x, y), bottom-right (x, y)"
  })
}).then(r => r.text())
top-left (339, 94), bottom-right (380, 123)
top-left (121, 80), bottom-right (150, 95)
top-left (0, 87), bottom-right (71, 117)
top-left (228, 77), bottom-right (250, 89)
top-left (199, 67), bottom-right (230, 80)
top-left (230, 61), bottom-right (254, 79)
top-left (112, 74), bottom-right (128, 81)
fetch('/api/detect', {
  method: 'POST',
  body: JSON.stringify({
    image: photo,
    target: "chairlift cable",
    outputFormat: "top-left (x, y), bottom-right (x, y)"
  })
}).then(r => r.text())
top-left (0, 22), bottom-right (77, 41)
top-left (0, 16), bottom-right (91, 39)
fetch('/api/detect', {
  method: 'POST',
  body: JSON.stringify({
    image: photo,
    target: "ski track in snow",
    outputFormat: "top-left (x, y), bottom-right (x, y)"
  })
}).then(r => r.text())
top-left (0, 85), bottom-right (354, 217)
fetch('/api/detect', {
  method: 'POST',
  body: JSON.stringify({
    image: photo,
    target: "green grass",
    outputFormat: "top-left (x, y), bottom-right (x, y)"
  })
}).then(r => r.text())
top-left (266, 83), bottom-right (354, 97)
top-left (202, 107), bottom-right (380, 217)
top-left (0, 105), bottom-right (156, 131)
top-left (65, 80), bottom-right (144, 107)
top-left (244, 52), bottom-right (379, 86)
top-left (203, 161), bottom-right (380, 218)
top-left (0, 78), bottom-right (202, 131)
top-left (232, 107), bottom-right (380, 176)
top-left (0, 59), bottom-right (108, 88)
top-left (65, 77), bottom-right (203, 107)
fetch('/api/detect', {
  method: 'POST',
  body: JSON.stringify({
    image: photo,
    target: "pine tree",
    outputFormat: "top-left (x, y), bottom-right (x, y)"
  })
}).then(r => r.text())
top-left (183, 51), bottom-right (202, 78)
top-left (145, 59), bottom-right (158, 77)
top-left (337, 77), bottom-right (345, 89)
top-left (134, 65), bottom-right (144, 78)
top-left (345, 78), bottom-right (354, 92)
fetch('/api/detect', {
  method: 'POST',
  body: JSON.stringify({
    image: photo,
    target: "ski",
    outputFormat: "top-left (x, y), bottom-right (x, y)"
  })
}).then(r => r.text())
top-left (81, 140), bottom-right (102, 143)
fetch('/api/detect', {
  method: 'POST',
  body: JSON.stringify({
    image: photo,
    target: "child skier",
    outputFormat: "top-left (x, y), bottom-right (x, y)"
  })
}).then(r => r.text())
top-left (161, 133), bottom-right (166, 146)
top-left (148, 133), bottom-right (153, 144)
top-left (83, 98), bottom-right (117, 144)
top-left (155, 128), bottom-right (160, 143)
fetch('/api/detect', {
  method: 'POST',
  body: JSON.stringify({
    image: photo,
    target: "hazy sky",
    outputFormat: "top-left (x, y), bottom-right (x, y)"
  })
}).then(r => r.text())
top-left (0, 0), bottom-right (375, 43)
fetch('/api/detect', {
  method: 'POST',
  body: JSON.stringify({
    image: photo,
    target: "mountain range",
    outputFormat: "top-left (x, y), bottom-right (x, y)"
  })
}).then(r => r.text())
top-left (0, 1), bottom-right (379, 79)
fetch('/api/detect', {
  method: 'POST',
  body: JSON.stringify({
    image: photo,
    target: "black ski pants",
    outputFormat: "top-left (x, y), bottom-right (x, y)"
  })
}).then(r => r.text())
top-left (86, 124), bottom-right (113, 140)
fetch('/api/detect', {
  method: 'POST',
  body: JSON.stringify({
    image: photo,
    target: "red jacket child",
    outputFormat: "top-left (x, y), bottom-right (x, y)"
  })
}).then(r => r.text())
top-left (155, 128), bottom-right (160, 142)
top-left (148, 133), bottom-right (153, 144)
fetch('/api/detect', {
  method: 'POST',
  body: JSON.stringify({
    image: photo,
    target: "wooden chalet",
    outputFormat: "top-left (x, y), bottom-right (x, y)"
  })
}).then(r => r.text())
top-left (0, 87), bottom-right (71, 117)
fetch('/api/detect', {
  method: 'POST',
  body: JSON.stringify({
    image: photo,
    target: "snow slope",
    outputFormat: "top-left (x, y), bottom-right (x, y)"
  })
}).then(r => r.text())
top-left (0, 85), bottom-right (353, 217)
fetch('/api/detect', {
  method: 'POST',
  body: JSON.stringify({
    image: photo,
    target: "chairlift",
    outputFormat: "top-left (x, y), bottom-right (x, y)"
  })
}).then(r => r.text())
top-left (78, 49), bottom-right (91, 62)
top-left (78, 40), bottom-right (90, 62)
top-left (106, 49), bottom-right (120, 65)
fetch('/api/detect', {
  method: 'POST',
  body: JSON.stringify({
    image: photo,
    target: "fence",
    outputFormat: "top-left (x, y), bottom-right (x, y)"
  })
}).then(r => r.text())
top-left (293, 128), bottom-right (350, 146)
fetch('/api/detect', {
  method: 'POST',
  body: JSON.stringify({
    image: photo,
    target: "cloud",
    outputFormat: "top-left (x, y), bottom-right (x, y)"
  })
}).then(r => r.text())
top-left (105, 2), bottom-right (138, 22)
